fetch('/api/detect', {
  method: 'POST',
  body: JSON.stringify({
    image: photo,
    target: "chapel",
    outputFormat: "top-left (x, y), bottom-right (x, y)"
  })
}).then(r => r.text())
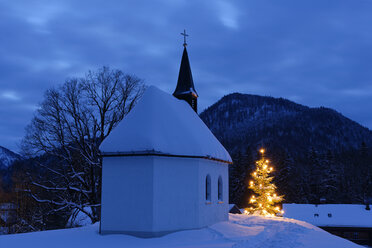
top-left (99, 35), bottom-right (232, 237)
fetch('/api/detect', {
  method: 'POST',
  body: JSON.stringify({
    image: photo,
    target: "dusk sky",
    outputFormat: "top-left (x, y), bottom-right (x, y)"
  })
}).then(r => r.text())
top-left (1, 0), bottom-right (372, 152)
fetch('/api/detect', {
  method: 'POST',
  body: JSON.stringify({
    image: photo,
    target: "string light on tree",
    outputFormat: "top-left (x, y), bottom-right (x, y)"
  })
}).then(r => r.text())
top-left (246, 148), bottom-right (284, 217)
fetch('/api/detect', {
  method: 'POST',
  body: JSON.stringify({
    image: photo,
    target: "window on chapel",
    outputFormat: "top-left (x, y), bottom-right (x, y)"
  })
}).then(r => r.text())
top-left (206, 175), bottom-right (211, 201)
top-left (218, 176), bottom-right (223, 201)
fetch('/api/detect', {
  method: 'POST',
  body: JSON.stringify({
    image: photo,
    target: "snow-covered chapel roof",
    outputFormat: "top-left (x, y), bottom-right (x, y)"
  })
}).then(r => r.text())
top-left (100, 86), bottom-right (232, 163)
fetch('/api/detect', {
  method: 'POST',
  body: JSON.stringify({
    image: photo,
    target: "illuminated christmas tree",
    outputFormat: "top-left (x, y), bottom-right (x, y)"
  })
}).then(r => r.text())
top-left (246, 148), bottom-right (284, 216)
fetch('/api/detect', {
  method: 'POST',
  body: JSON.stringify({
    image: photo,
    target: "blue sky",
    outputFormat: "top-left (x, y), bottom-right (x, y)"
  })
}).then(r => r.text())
top-left (1, 0), bottom-right (372, 152)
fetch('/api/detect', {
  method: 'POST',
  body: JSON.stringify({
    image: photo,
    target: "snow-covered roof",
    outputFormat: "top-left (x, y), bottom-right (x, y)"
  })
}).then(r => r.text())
top-left (283, 204), bottom-right (372, 228)
top-left (100, 86), bottom-right (232, 163)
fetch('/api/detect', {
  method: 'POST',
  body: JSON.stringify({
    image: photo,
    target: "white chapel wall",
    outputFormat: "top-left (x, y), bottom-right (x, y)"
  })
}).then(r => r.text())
top-left (101, 155), bottom-right (230, 236)
top-left (198, 159), bottom-right (229, 227)
top-left (152, 156), bottom-right (200, 231)
top-left (101, 156), bottom-right (154, 233)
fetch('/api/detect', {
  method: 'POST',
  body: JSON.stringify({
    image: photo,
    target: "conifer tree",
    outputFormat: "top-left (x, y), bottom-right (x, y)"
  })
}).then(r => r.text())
top-left (229, 147), bottom-right (254, 207)
top-left (276, 151), bottom-right (303, 203)
top-left (246, 149), bottom-right (284, 216)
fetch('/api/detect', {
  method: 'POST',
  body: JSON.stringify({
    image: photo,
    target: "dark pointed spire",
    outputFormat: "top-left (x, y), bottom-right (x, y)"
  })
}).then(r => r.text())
top-left (173, 30), bottom-right (198, 113)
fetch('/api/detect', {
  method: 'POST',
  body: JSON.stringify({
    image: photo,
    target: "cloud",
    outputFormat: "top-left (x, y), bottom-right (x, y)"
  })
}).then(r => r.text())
top-left (1, 0), bottom-right (372, 152)
top-left (340, 87), bottom-right (372, 97)
top-left (216, 1), bottom-right (240, 29)
top-left (0, 91), bottom-right (21, 101)
top-left (8, 1), bottom-right (67, 28)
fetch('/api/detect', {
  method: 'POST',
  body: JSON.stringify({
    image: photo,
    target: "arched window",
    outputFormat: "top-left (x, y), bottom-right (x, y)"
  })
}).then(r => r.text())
top-left (206, 175), bottom-right (211, 201)
top-left (218, 176), bottom-right (223, 201)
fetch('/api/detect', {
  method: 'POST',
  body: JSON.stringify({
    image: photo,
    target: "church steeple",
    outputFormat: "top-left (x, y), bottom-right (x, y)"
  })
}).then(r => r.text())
top-left (173, 30), bottom-right (198, 113)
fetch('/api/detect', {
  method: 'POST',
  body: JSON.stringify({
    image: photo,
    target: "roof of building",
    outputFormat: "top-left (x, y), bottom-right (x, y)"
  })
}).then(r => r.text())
top-left (229, 204), bottom-right (242, 214)
top-left (229, 204), bottom-right (236, 211)
top-left (283, 203), bottom-right (372, 228)
top-left (100, 86), bottom-right (232, 163)
top-left (173, 47), bottom-right (198, 98)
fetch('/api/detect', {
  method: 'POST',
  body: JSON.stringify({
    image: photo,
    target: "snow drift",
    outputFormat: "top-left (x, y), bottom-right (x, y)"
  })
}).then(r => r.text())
top-left (0, 214), bottom-right (362, 248)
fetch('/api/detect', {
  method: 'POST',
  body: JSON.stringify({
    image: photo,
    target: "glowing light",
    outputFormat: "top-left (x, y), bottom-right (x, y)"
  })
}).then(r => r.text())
top-left (247, 148), bottom-right (284, 217)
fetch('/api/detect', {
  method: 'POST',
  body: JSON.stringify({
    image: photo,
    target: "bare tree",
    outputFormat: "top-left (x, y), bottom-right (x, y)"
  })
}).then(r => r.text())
top-left (21, 67), bottom-right (145, 224)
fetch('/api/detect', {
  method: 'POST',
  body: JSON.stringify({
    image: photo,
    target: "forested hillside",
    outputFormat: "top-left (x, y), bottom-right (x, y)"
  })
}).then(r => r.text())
top-left (200, 93), bottom-right (372, 207)
top-left (0, 146), bottom-right (20, 170)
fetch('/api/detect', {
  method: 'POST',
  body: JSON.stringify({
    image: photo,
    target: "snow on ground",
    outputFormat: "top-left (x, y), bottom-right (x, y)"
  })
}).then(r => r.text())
top-left (0, 214), bottom-right (362, 248)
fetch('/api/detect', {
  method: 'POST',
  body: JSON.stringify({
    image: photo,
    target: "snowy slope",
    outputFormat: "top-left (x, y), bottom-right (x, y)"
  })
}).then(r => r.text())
top-left (0, 214), bottom-right (361, 248)
top-left (0, 146), bottom-right (20, 169)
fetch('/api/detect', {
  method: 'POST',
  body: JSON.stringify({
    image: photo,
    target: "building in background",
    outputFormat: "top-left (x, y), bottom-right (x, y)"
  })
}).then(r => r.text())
top-left (283, 204), bottom-right (372, 246)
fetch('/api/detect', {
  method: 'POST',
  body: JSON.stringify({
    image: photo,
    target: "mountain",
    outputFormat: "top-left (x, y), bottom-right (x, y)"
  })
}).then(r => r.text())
top-left (200, 93), bottom-right (372, 157)
top-left (0, 146), bottom-right (20, 170)
top-left (200, 93), bottom-right (372, 205)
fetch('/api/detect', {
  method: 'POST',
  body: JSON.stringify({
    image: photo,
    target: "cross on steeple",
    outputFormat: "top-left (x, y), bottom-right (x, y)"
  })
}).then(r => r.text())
top-left (174, 29), bottom-right (198, 113)
top-left (180, 29), bottom-right (189, 47)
